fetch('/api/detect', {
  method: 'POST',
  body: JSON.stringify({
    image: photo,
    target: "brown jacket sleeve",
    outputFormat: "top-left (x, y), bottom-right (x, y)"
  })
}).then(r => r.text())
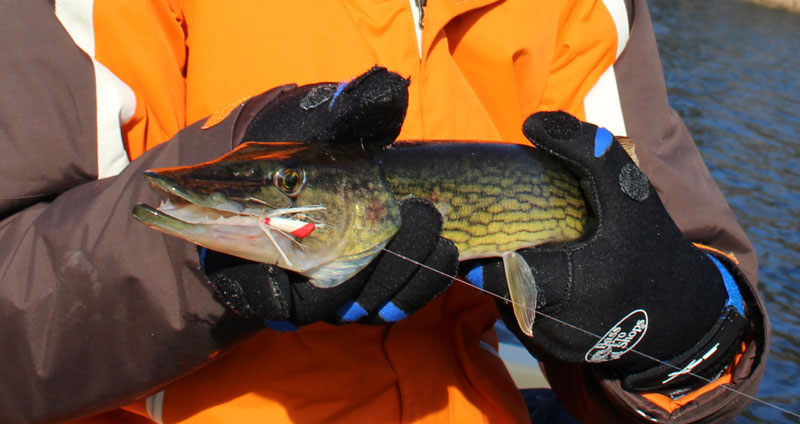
top-left (0, 119), bottom-right (263, 424)
top-left (0, 119), bottom-right (260, 423)
top-left (0, 0), bottom-right (99, 217)
top-left (0, 3), bottom-right (267, 422)
top-left (542, 0), bottom-right (769, 422)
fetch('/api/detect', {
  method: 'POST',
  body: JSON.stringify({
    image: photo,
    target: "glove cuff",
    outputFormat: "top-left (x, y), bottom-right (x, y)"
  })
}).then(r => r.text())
top-left (620, 254), bottom-right (750, 392)
top-left (621, 306), bottom-right (747, 392)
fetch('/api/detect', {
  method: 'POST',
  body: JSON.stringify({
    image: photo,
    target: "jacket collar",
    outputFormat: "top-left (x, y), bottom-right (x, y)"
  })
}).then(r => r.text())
top-left (421, 0), bottom-right (504, 57)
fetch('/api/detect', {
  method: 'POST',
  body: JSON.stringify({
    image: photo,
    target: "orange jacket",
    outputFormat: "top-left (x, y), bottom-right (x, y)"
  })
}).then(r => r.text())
top-left (52, 0), bottom-right (759, 422)
top-left (1, 0), bottom-right (766, 422)
top-left (76, 1), bottom-right (614, 422)
top-left (81, 2), bottom-right (620, 422)
top-left (95, 0), bottom-right (621, 159)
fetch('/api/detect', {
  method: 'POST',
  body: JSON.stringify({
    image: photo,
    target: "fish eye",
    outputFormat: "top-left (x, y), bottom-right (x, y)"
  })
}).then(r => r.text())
top-left (273, 167), bottom-right (305, 197)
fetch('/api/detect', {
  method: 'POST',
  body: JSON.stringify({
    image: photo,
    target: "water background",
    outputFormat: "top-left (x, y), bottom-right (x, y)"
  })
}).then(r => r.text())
top-left (651, 0), bottom-right (799, 422)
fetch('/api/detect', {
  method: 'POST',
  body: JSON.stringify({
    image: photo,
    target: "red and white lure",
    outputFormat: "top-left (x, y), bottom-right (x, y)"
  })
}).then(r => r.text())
top-left (262, 216), bottom-right (316, 239)
top-left (257, 205), bottom-right (324, 267)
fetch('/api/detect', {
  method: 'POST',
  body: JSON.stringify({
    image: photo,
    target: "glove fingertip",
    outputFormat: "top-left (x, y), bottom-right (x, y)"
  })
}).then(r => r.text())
top-left (399, 197), bottom-right (444, 234)
top-left (463, 264), bottom-right (485, 289)
top-left (523, 111), bottom-right (582, 144)
top-left (523, 111), bottom-right (605, 163)
top-left (377, 301), bottom-right (408, 323)
top-left (328, 66), bottom-right (409, 150)
top-left (337, 299), bottom-right (369, 322)
top-left (460, 257), bottom-right (512, 297)
top-left (593, 127), bottom-right (614, 158)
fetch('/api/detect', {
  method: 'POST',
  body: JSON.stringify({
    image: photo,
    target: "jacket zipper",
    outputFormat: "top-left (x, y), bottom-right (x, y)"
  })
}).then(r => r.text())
top-left (408, 0), bottom-right (426, 58)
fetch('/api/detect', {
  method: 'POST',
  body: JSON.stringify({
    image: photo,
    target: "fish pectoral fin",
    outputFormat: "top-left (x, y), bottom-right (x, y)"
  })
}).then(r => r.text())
top-left (502, 251), bottom-right (537, 337)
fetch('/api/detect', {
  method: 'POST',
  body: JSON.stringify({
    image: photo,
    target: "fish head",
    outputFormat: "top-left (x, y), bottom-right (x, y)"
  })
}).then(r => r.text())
top-left (133, 141), bottom-right (402, 288)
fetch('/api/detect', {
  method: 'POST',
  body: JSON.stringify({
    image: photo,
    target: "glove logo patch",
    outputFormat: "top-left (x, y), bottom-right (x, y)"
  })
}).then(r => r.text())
top-left (584, 309), bottom-right (648, 363)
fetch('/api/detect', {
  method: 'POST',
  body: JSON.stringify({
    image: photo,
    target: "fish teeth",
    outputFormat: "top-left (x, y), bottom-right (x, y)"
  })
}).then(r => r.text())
top-left (159, 199), bottom-right (176, 211)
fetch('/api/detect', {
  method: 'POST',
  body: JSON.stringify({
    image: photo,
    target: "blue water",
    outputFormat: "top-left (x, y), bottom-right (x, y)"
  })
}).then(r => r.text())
top-left (650, 0), bottom-right (800, 422)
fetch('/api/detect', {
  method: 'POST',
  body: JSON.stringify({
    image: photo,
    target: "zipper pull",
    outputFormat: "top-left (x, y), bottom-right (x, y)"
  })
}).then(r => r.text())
top-left (409, 0), bottom-right (426, 58)
top-left (414, 0), bottom-right (426, 29)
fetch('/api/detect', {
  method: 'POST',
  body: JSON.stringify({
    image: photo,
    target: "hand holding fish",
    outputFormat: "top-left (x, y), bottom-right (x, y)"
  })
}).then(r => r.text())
top-left (138, 68), bottom-right (458, 329)
top-left (464, 111), bottom-right (751, 392)
top-left (134, 68), bottom-right (585, 333)
top-left (201, 198), bottom-right (457, 328)
top-left (132, 68), bottom-right (753, 395)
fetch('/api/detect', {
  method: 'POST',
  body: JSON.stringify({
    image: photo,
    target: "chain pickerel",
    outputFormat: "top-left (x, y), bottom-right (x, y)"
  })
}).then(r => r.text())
top-left (133, 141), bottom-right (588, 335)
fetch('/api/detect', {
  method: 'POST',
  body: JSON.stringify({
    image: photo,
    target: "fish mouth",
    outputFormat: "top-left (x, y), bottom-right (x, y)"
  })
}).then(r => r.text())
top-left (133, 172), bottom-right (324, 269)
top-left (132, 198), bottom-right (263, 235)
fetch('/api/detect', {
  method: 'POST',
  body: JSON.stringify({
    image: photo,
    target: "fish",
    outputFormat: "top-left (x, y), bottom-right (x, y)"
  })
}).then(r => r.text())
top-left (133, 140), bottom-right (589, 336)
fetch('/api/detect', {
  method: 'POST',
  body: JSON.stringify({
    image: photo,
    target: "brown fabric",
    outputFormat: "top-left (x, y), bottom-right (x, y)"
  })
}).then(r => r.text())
top-left (616, 0), bottom-right (758, 284)
top-left (542, 0), bottom-right (769, 422)
top-left (0, 0), bottom-right (98, 218)
top-left (0, 80), bottom-right (271, 421)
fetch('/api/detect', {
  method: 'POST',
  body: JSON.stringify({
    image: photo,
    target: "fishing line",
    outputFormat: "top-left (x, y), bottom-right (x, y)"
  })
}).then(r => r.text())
top-left (381, 247), bottom-right (800, 420)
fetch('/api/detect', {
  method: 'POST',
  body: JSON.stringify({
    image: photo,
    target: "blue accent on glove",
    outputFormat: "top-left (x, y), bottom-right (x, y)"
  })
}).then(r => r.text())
top-left (329, 81), bottom-right (348, 110)
top-left (593, 128), bottom-right (614, 158)
top-left (378, 301), bottom-right (408, 322)
top-left (198, 246), bottom-right (208, 269)
top-left (464, 265), bottom-right (484, 289)
top-left (265, 320), bottom-right (299, 332)
top-left (706, 254), bottom-right (745, 316)
top-left (338, 300), bottom-right (368, 322)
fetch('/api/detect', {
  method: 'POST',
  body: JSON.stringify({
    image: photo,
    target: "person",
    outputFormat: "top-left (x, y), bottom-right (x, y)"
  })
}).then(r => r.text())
top-left (0, 0), bottom-right (769, 423)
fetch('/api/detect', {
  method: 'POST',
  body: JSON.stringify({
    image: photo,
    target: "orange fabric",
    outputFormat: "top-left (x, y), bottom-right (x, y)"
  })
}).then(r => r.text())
top-left (694, 242), bottom-right (740, 265)
top-left (93, 0), bottom-right (187, 159)
top-left (201, 96), bottom-right (249, 130)
top-left (95, 0), bottom-right (619, 160)
top-left (642, 343), bottom-right (747, 414)
top-left (87, 1), bottom-right (620, 422)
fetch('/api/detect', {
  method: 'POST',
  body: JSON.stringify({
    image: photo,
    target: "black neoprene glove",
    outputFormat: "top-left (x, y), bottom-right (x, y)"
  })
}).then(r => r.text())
top-left (201, 67), bottom-right (458, 330)
top-left (463, 111), bottom-right (749, 392)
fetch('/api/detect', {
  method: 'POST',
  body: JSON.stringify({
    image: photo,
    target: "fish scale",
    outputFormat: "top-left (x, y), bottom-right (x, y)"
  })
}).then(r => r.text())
top-left (377, 142), bottom-right (587, 260)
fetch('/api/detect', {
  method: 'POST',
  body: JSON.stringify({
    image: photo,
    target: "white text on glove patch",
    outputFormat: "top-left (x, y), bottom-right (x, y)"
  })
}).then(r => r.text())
top-left (585, 309), bottom-right (648, 363)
